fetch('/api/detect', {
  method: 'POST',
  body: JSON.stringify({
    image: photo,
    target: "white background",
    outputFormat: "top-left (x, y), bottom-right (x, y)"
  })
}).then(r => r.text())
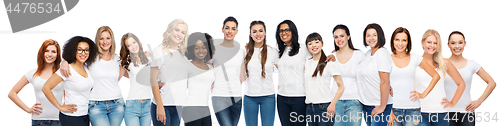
top-left (0, 0), bottom-right (498, 125)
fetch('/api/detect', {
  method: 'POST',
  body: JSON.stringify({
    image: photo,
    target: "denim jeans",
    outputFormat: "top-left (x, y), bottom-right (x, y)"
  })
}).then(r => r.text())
top-left (449, 112), bottom-right (475, 126)
top-left (32, 120), bottom-right (60, 126)
top-left (124, 99), bottom-right (151, 126)
top-left (88, 98), bottom-right (125, 126)
top-left (306, 102), bottom-right (335, 126)
top-left (277, 95), bottom-right (306, 126)
top-left (59, 112), bottom-right (89, 126)
top-left (243, 94), bottom-right (276, 126)
top-left (334, 100), bottom-right (363, 126)
top-left (362, 104), bottom-right (393, 126)
top-left (212, 96), bottom-right (242, 126)
top-left (151, 103), bottom-right (183, 126)
top-left (421, 112), bottom-right (449, 126)
top-left (392, 108), bottom-right (421, 126)
top-left (182, 106), bottom-right (211, 126)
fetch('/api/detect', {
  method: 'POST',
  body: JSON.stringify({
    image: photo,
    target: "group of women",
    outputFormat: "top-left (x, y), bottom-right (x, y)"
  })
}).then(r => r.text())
top-left (8, 16), bottom-right (496, 126)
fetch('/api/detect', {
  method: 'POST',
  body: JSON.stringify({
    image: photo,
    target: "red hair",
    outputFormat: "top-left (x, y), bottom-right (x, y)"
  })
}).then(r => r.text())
top-left (34, 39), bottom-right (61, 77)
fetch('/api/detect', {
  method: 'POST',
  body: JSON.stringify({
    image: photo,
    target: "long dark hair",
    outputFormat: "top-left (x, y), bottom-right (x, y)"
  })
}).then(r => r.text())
top-left (305, 33), bottom-right (327, 77)
top-left (245, 21), bottom-right (267, 78)
top-left (276, 20), bottom-right (300, 58)
top-left (333, 24), bottom-right (358, 51)
top-left (119, 33), bottom-right (149, 71)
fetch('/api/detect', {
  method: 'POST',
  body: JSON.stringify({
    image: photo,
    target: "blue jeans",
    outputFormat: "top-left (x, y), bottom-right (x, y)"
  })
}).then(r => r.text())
top-left (88, 98), bottom-right (125, 126)
top-left (449, 112), bottom-right (475, 126)
top-left (32, 120), bottom-right (60, 126)
top-left (124, 99), bottom-right (151, 126)
top-left (421, 112), bottom-right (449, 126)
top-left (212, 96), bottom-right (242, 126)
top-left (362, 104), bottom-right (392, 126)
top-left (243, 94), bottom-right (276, 126)
top-left (151, 103), bottom-right (182, 126)
top-left (306, 102), bottom-right (335, 126)
top-left (182, 106), bottom-right (211, 126)
top-left (334, 100), bottom-right (363, 126)
top-left (59, 112), bottom-right (89, 126)
top-left (392, 108), bottom-right (421, 126)
top-left (277, 95), bottom-right (306, 126)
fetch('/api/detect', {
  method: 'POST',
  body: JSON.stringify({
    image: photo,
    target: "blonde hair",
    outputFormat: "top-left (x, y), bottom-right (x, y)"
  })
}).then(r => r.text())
top-left (162, 19), bottom-right (188, 56)
top-left (95, 26), bottom-right (116, 59)
top-left (422, 29), bottom-right (446, 76)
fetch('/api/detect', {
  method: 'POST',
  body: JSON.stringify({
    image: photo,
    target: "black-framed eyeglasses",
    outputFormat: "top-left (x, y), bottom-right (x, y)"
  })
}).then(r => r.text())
top-left (279, 29), bottom-right (291, 34)
top-left (77, 48), bottom-right (90, 54)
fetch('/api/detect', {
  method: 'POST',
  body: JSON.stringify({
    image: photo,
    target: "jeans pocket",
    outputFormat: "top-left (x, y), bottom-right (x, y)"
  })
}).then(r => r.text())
top-left (268, 95), bottom-right (275, 99)
top-left (88, 101), bottom-right (96, 108)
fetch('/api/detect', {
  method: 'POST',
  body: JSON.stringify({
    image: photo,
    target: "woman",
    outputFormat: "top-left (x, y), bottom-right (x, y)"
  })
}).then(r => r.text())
top-left (304, 33), bottom-right (344, 126)
top-left (9, 39), bottom-right (62, 126)
top-left (445, 31), bottom-right (496, 126)
top-left (243, 20), bottom-right (278, 126)
top-left (183, 32), bottom-right (215, 126)
top-left (330, 24), bottom-right (364, 126)
top-left (60, 26), bottom-right (127, 126)
top-left (387, 27), bottom-right (440, 126)
top-left (415, 29), bottom-right (465, 126)
top-left (275, 20), bottom-right (310, 126)
top-left (356, 23), bottom-right (392, 126)
top-left (42, 36), bottom-right (99, 126)
top-left (150, 19), bottom-right (189, 126)
top-left (119, 33), bottom-right (152, 126)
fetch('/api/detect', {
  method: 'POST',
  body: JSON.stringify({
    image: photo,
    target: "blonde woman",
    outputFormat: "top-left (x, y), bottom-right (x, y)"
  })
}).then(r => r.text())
top-left (150, 19), bottom-right (189, 126)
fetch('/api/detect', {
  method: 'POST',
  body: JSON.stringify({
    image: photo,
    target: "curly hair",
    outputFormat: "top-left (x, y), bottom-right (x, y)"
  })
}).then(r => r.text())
top-left (62, 36), bottom-right (98, 67)
top-left (119, 33), bottom-right (149, 71)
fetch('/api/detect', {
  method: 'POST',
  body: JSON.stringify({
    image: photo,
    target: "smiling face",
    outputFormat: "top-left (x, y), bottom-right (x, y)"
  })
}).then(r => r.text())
top-left (365, 28), bottom-right (378, 48)
top-left (99, 31), bottom-right (112, 51)
top-left (448, 34), bottom-right (466, 56)
top-left (44, 45), bottom-right (58, 64)
top-left (125, 37), bottom-right (140, 54)
top-left (307, 40), bottom-right (323, 55)
top-left (76, 42), bottom-right (90, 63)
top-left (193, 40), bottom-right (207, 60)
top-left (334, 29), bottom-right (350, 49)
top-left (251, 24), bottom-right (266, 44)
top-left (422, 35), bottom-right (438, 55)
top-left (170, 23), bottom-right (187, 45)
top-left (223, 21), bottom-right (238, 40)
top-left (279, 23), bottom-right (292, 44)
top-left (393, 33), bottom-right (409, 54)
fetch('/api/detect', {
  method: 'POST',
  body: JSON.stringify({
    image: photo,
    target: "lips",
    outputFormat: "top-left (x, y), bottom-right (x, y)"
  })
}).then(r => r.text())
top-left (46, 57), bottom-right (54, 61)
top-left (79, 55), bottom-right (87, 60)
top-left (281, 35), bottom-right (288, 40)
top-left (226, 34), bottom-right (233, 38)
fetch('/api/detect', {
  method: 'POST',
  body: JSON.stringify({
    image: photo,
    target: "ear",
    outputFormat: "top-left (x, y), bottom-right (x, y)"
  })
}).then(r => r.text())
top-left (347, 35), bottom-right (351, 40)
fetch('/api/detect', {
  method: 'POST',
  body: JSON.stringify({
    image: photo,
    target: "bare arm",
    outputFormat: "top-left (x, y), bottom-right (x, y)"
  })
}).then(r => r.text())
top-left (118, 67), bottom-right (128, 81)
top-left (60, 61), bottom-right (71, 78)
top-left (42, 74), bottom-right (76, 113)
top-left (442, 59), bottom-right (466, 108)
top-left (327, 75), bottom-right (344, 118)
top-left (466, 67), bottom-right (496, 112)
top-left (411, 59), bottom-right (440, 101)
top-left (372, 71), bottom-right (390, 117)
top-left (240, 62), bottom-right (246, 83)
top-left (8, 76), bottom-right (42, 115)
top-left (150, 66), bottom-right (166, 124)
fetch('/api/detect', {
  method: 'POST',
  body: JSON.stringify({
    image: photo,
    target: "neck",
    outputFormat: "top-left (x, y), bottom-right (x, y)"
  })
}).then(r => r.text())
top-left (102, 51), bottom-right (111, 56)
top-left (312, 52), bottom-right (321, 61)
top-left (192, 58), bottom-right (205, 64)
top-left (422, 53), bottom-right (434, 62)
top-left (169, 42), bottom-right (179, 50)
top-left (284, 41), bottom-right (292, 47)
top-left (337, 46), bottom-right (352, 54)
top-left (221, 39), bottom-right (234, 47)
top-left (393, 52), bottom-right (409, 58)
top-left (254, 42), bottom-right (264, 48)
top-left (371, 47), bottom-right (380, 56)
top-left (70, 61), bottom-right (85, 68)
top-left (448, 54), bottom-right (465, 62)
top-left (43, 63), bottom-right (55, 71)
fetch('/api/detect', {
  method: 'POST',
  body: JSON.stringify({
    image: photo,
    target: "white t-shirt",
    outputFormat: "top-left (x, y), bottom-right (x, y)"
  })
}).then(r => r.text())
top-left (244, 46), bottom-right (278, 96)
top-left (186, 63), bottom-right (215, 106)
top-left (357, 48), bottom-right (393, 106)
top-left (25, 69), bottom-right (63, 120)
top-left (277, 44), bottom-right (311, 96)
top-left (56, 64), bottom-right (94, 116)
top-left (89, 55), bottom-right (122, 101)
top-left (127, 62), bottom-right (153, 100)
top-left (304, 59), bottom-right (341, 104)
top-left (416, 67), bottom-right (447, 113)
top-left (391, 53), bottom-right (422, 108)
top-left (445, 60), bottom-right (481, 112)
top-left (151, 47), bottom-right (189, 106)
top-left (331, 50), bottom-right (365, 100)
top-left (212, 44), bottom-right (245, 97)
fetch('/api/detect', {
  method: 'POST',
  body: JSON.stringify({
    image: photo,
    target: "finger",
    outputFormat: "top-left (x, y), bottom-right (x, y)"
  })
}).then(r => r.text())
top-left (35, 103), bottom-right (42, 106)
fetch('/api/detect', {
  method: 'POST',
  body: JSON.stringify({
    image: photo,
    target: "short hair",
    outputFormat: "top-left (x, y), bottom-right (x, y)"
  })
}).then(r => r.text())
top-left (448, 31), bottom-right (465, 42)
top-left (95, 26), bottom-right (116, 59)
top-left (276, 20), bottom-right (300, 58)
top-left (62, 36), bottom-right (98, 67)
top-left (333, 24), bottom-right (358, 51)
top-left (186, 32), bottom-right (215, 62)
top-left (223, 16), bottom-right (238, 28)
top-left (34, 39), bottom-right (61, 77)
top-left (390, 27), bottom-right (412, 54)
top-left (363, 23), bottom-right (386, 48)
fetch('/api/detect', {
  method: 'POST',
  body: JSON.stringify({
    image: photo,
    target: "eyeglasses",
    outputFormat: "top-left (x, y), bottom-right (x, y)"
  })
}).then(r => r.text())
top-left (279, 29), bottom-right (291, 34)
top-left (77, 48), bottom-right (90, 54)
